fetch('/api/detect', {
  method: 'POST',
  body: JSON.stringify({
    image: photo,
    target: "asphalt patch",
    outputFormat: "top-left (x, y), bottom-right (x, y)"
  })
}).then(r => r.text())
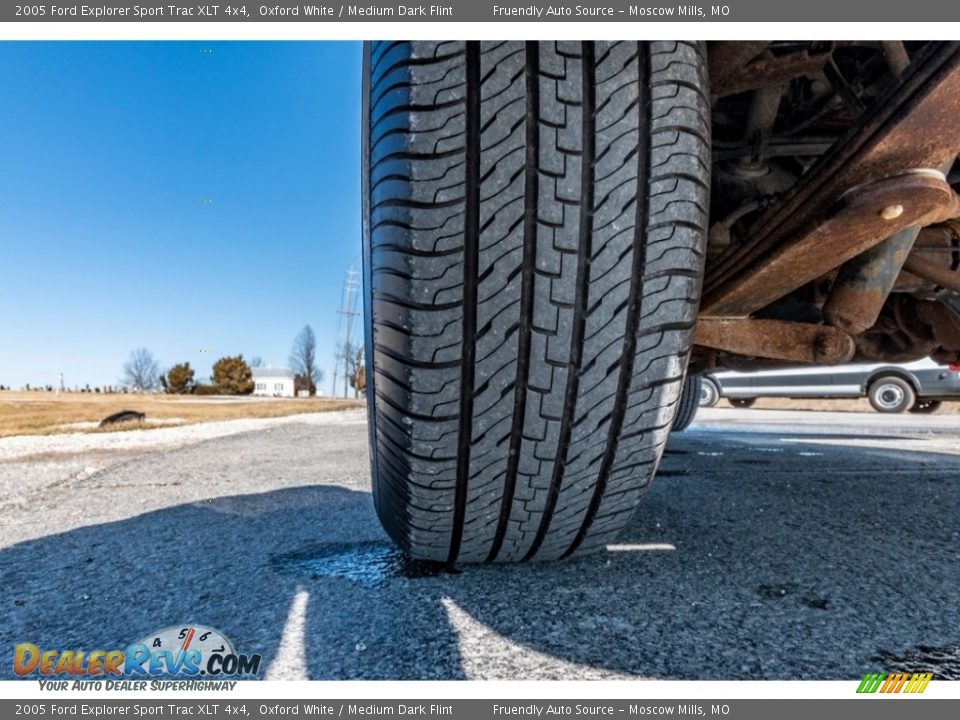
top-left (874, 645), bottom-right (960, 680)
top-left (270, 541), bottom-right (458, 587)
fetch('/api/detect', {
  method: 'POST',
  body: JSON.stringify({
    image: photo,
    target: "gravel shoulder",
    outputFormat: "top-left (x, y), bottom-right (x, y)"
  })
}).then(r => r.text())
top-left (0, 409), bottom-right (367, 462)
top-left (0, 409), bottom-right (367, 515)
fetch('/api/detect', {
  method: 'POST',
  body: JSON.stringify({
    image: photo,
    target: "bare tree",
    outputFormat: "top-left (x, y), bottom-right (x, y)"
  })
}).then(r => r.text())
top-left (289, 325), bottom-right (323, 396)
top-left (122, 348), bottom-right (160, 392)
top-left (348, 344), bottom-right (366, 398)
top-left (249, 356), bottom-right (264, 368)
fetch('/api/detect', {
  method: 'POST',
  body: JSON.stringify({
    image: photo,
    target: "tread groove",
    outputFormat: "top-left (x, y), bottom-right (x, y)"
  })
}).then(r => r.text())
top-left (523, 41), bottom-right (596, 562)
top-left (448, 42), bottom-right (481, 564)
top-left (563, 44), bottom-right (650, 559)
top-left (486, 41), bottom-right (539, 563)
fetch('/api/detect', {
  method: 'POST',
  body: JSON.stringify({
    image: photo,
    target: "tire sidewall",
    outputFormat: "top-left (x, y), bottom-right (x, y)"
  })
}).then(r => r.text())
top-left (361, 42), bottom-right (382, 517)
top-left (673, 375), bottom-right (702, 432)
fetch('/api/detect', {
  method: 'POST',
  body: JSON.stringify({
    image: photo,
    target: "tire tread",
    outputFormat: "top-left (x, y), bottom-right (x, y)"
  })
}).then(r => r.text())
top-left (365, 40), bottom-right (709, 562)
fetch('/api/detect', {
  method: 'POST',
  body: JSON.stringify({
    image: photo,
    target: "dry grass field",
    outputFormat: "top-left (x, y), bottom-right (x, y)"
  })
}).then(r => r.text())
top-left (1, 391), bottom-right (955, 439)
top-left (0, 391), bottom-right (364, 438)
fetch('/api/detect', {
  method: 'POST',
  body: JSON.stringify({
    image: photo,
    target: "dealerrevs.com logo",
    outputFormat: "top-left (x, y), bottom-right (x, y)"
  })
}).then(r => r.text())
top-left (13, 625), bottom-right (262, 682)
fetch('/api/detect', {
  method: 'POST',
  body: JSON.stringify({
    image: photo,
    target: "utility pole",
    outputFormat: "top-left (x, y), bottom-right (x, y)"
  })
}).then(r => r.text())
top-left (332, 265), bottom-right (360, 398)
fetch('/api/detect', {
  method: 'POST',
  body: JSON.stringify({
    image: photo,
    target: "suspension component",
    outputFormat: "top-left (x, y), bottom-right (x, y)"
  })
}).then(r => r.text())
top-left (694, 318), bottom-right (856, 365)
top-left (702, 42), bottom-right (960, 318)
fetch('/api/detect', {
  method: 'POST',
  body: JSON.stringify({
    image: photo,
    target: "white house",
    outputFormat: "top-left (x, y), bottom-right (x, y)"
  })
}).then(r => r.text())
top-left (251, 367), bottom-right (296, 398)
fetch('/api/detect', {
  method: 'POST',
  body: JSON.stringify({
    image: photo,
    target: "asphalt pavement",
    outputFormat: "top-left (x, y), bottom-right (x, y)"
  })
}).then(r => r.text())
top-left (1, 407), bottom-right (958, 680)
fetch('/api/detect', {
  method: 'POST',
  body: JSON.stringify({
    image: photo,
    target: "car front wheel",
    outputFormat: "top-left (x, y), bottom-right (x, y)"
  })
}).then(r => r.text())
top-left (868, 376), bottom-right (916, 413)
top-left (699, 376), bottom-right (720, 408)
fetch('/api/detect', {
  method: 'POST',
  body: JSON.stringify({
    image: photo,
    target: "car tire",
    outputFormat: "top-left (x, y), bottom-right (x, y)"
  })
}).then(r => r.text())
top-left (699, 376), bottom-right (720, 408)
top-left (868, 376), bottom-right (916, 413)
top-left (363, 41), bottom-right (710, 562)
top-left (672, 376), bottom-right (702, 432)
top-left (909, 398), bottom-right (942, 414)
top-left (729, 397), bottom-right (756, 409)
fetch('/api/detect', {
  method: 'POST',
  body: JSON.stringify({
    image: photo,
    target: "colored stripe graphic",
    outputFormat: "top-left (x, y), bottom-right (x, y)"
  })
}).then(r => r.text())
top-left (857, 671), bottom-right (933, 694)
top-left (904, 673), bottom-right (934, 693)
top-left (881, 673), bottom-right (908, 693)
top-left (857, 672), bottom-right (885, 693)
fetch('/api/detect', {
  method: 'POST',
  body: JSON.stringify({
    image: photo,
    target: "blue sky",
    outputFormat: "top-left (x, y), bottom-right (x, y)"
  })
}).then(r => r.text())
top-left (0, 41), bottom-right (363, 392)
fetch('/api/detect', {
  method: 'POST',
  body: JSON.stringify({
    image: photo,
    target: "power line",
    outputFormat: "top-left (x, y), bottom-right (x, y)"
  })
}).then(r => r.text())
top-left (331, 265), bottom-right (360, 398)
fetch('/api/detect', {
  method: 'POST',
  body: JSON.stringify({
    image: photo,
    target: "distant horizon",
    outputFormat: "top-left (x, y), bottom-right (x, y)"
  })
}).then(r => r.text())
top-left (0, 351), bottom-right (324, 393)
top-left (0, 41), bottom-right (363, 393)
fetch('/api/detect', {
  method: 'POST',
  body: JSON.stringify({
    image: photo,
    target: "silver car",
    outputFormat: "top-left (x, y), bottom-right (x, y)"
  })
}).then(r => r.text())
top-left (700, 360), bottom-right (960, 414)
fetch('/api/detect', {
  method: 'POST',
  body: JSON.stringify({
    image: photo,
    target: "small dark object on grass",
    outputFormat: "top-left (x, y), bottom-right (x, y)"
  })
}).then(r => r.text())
top-left (99, 410), bottom-right (146, 427)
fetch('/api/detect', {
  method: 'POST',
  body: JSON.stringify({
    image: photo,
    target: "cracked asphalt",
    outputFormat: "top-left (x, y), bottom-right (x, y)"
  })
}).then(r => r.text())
top-left (2, 407), bottom-right (958, 680)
